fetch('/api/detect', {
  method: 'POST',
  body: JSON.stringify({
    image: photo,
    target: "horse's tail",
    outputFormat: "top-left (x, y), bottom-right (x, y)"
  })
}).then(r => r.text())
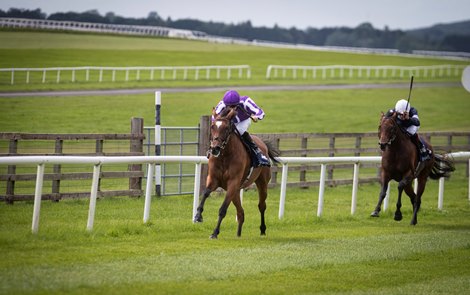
top-left (429, 153), bottom-right (455, 180)
top-left (264, 140), bottom-right (281, 164)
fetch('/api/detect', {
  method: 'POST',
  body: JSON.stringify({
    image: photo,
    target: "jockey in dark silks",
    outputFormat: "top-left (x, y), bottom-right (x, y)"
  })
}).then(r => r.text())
top-left (393, 99), bottom-right (432, 174)
top-left (213, 90), bottom-right (270, 167)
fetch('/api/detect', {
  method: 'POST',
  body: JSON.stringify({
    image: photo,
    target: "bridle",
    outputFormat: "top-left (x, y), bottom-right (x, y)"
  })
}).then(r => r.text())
top-left (208, 118), bottom-right (234, 157)
top-left (378, 115), bottom-right (398, 151)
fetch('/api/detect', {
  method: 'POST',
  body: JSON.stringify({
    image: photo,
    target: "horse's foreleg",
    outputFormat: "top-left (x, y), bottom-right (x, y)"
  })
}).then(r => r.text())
top-left (194, 187), bottom-right (212, 223)
top-left (371, 179), bottom-right (389, 217)
top-left (210, 196), bottom-right (232, 239)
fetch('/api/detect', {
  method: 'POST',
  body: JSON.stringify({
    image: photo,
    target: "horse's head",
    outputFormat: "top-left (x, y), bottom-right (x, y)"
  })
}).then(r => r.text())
top-left (378, 110), bottom-right (398, 151)
top-left (208, 108), bottom-right (237, 157)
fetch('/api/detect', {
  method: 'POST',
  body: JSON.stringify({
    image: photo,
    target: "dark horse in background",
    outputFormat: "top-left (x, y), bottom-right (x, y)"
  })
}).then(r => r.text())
top-left (371, 111), bottom-right (455, 225)
top-left (194, 108), bottom-right (280, 239)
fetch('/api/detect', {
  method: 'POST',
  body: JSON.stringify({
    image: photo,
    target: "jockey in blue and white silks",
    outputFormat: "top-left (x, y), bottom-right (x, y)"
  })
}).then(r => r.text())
top-left (394, 99), bottom-right (431, 163)
top-left (213, 90), bottom-right (270, 167)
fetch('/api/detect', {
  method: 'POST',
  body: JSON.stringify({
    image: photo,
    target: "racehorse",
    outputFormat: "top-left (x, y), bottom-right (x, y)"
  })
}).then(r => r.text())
top-left (194, 108), bottom-right (280, 239)
top-left (371, 111), bottom-right (454, 225)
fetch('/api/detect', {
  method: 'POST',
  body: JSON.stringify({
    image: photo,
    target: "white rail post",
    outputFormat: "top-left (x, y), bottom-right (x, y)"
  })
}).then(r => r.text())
top-left (279, 163), bottom-right (288, 219)
top-left (192, 162), bottom-right (202, 221)
top-left (10, 69), bottom-right (14, 85)
top-left (317, 164), bottom-right (326, 217)
top-left (31, 163), bottom-right (45, 234)
top-left (438, 177), bottom-right (445, 210)
top-left (351, 163), bottom-right (359, 215)
top-left (87, 164), bottom-right (101, 232)
top-left (384, 181), bottom-right (390, 211)
top-left (438, 159), bottom-right (446, 210)
top-left (143, 163), bottom-right (155, 224)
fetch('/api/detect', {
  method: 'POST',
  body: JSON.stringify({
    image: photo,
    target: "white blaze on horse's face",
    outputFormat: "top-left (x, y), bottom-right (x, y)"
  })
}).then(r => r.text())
top-left (215, 121), bottom-right (223, 129)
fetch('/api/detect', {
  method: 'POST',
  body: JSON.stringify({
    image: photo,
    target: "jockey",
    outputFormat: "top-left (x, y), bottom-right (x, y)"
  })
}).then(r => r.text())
top-left (394, 99), bottom-right (431, 164)
top-left (213, 90), bottom-right (270, 167)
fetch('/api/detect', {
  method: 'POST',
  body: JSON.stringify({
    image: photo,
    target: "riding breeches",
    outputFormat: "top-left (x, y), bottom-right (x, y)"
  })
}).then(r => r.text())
top-left (405, 125), bottom-right (419, 136)
top-left (235, 119), bottom-right (251, 135)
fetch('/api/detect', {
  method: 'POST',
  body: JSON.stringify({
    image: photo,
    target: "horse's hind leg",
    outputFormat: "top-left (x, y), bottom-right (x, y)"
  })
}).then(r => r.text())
top-left (255, 178), bottom-right (268, 235)
top-left (407, 177), bottom-right (427, 225)
top-left (232, 194), bottom-right (245, 237)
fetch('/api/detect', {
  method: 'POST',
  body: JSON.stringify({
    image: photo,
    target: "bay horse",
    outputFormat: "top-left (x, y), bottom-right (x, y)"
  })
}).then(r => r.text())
top-left (194, 108), bottom-right (280, 239)
top-left (371, 111), bottom-right (454, 225)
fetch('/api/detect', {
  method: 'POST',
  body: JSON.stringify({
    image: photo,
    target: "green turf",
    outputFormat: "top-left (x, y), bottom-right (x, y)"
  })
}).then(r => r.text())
top-left (1, 87), bottom-right (469, 134)
top-left (0, 30), bottom-right (469, 295)
top-left (0, 31), bottom-right (467, 91)
top-left (0, 169), bottom-right (469, 294)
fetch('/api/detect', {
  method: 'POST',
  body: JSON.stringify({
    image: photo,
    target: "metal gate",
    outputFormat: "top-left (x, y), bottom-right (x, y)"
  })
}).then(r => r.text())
top-left (144, 126), bottom-right (200, 196)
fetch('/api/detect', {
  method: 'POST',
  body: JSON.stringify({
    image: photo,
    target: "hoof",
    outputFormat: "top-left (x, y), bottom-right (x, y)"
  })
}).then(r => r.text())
top-left (394, 213), bottom-right (403, 221)
top-left (410, 220), bottom-right (417, 226)
top-left (370, 211), bottom-right (380, 217)
top-left (209, 234), bottom-right (218, 239)
top-left (193, 215), bottom-right (203, 223)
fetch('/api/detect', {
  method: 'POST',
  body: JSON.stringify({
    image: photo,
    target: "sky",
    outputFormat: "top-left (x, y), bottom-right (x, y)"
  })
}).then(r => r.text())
top-left (1, 0), bottom-right (470, 31)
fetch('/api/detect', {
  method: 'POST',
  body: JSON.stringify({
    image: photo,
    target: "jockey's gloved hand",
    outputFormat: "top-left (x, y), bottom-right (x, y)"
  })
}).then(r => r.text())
top-left (250, 115), bottom-right (258, 122)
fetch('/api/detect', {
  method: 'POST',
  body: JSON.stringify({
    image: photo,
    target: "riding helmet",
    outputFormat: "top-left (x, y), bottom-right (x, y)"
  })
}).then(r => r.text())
top-left (223, 90), bottom-right (240, 106)
top-left (394, 99), bottom-right (410, 114)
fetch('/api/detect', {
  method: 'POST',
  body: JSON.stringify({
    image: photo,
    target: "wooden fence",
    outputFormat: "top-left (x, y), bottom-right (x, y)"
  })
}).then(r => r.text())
top-left (0, 118), bottom-right (145, 203)
top-left (198, 116), bottom-right (470, 189)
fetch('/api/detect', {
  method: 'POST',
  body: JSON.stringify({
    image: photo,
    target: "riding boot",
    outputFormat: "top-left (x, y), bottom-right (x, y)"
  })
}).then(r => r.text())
top-left (410, 133), bottom-right (431, 162)
top-left (241, 132), bottom-right (270, 167)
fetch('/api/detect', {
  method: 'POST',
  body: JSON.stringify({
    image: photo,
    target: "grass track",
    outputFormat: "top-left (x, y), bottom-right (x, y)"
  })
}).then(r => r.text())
top-left (0, 175), bottom-right (469, 294)
top-left (0, 30), bottom-right (469, 294)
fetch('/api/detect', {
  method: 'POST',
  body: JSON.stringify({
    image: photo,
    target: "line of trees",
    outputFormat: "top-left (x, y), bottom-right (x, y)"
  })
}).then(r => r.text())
top-left (1, 7), bottom-right (469, 53)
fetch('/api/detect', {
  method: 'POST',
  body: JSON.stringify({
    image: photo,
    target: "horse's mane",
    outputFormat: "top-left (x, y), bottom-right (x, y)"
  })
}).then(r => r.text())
top-left (218, 106), bottom-right (238, 119)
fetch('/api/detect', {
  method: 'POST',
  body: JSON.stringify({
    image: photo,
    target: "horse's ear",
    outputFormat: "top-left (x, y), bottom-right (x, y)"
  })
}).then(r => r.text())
top-left (212, 107), bottom-right (217, 119)
top-left (226, 107), bottom-right (237, 120)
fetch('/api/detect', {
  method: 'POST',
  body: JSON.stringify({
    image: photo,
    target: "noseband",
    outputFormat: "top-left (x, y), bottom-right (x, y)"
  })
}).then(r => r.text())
top-left (208, 119), bottom-right (234, 157)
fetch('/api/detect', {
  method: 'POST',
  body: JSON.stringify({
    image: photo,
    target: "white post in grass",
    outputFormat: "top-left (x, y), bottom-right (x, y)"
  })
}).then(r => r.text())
top-left (317, 164), bottom-right (326, 217)
top-left (31, 164), bottom-right (45, 234)
top-left (143, 163), bottom-right (155, 224)
top-left (87, 164), bottom-right (101, 231)
top-left (278, 163), bottom-right (288, 219)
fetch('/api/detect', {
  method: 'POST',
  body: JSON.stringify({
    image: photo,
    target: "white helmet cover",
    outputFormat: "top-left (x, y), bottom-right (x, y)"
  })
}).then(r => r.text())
top-left (395, 99), bottom-right (410, 114)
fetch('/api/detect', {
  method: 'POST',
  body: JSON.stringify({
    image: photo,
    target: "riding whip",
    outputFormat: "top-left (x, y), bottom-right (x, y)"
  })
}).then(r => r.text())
top-left (405, 75), bottom-right (414, 112)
